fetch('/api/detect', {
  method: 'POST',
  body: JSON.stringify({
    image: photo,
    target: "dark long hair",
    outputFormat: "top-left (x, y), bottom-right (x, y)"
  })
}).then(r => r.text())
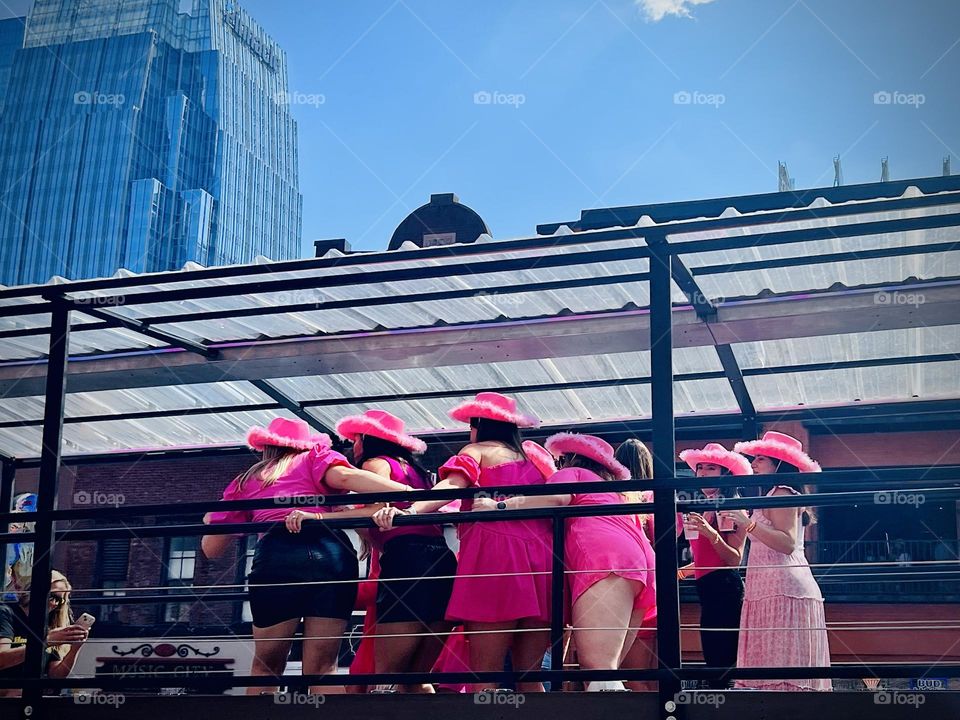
top-left (470, 417), bottom-right (527, 459)
top-left (354, 434), bottom-right (430, 483)
top-left (561, 453), bottom-right (615, 482)
top-left (614, 439), bottom-right (652, 481)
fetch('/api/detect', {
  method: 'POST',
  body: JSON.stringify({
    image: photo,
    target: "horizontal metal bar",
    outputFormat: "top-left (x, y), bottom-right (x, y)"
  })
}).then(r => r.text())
top-left (692, 239), bottom-right (959, 276)
top-left (4, 663), bottom-right (960, 690)
top-left (3, 179), bottom-right (956, 303)
top-left (70, 304), bottom-right (219, 358)
top-left (47, 245), bottom-right (651, 309)
top-left (2, 465), bottom-right (957, 524)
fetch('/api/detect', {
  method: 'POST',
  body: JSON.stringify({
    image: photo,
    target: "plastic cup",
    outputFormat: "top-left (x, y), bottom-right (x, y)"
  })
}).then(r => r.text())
top-left (682, 514), bottom-right (699, 540)
top-left (718, 512), bottom-right (736, 532)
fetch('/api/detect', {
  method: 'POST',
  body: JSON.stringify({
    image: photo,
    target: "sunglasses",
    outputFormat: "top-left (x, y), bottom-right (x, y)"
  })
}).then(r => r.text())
top-left (48, 593), bottom-right (67, 605)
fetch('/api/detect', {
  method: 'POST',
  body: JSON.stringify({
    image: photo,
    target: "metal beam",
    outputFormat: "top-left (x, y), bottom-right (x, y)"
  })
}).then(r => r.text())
top-left (249, 379), bottom-right (335, 436)
top-left (23, 304), bottom-right (69, 715)
top-left (1, 281), bottom-right (957, 399)
top-left (69, 303), bottom-right (219, 358)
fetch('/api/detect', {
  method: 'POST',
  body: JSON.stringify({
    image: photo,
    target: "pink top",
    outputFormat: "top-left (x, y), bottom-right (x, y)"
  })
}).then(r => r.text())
top-left (206, 445), bottom-right (351, 524)
top-left (689, 511), bottom-right (737, 580)
top-left (368, 456), bottom-right (441, 547)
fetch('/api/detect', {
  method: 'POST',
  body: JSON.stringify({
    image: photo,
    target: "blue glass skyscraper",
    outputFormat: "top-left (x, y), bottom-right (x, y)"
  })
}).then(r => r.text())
top-left (0, 0), bottom-right (302, 286)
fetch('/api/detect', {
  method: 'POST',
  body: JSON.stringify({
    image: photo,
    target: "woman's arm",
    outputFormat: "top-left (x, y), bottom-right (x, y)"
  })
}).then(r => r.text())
top-left (325, 464), bottom-right (412, 494)
top-left (685, 513), bottom-right (747, 566)
top-left (727, 489), bottom-right (799, 555)
top-left (0, 639), bottom-right (24, 671)
top-left (200, 513), bottom-right (236, 559)
top-left (47, 641), bottom-right (85, 678)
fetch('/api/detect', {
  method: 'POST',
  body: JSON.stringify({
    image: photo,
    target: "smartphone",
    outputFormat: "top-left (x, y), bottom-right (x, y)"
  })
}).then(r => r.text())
top-left (76, 613), bottom-right (96, 629)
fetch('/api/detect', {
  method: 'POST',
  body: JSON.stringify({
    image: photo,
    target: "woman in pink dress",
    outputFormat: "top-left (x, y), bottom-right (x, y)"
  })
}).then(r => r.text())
top-left (373, 392), bottom-right (553, 692)
top-left (491, 433), bottom-right (656, 692)
top-left (722, 431), bottom-right (832, 691)
top-left (614, 438), bottom-right (658, 692)
top-left (200, 417), bottom-right (414, 694)
top-left (336, 409), bottom-right (456, 693)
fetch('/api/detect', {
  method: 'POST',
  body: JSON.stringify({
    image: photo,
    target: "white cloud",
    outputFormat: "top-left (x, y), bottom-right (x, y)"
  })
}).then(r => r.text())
top-left (636, 0), bottom-right (716, 22)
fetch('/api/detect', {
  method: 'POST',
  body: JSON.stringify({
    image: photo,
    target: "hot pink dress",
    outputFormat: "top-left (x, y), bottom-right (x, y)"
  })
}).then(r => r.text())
top-left (548, 467), bottom-right (656, 613)
top-left (736, 486), bottom-right (832, 691)
top-left (441, 455), bottom-right (553, 623)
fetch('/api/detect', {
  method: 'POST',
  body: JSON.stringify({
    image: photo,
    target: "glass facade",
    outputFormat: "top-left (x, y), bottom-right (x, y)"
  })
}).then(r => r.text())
top-left (0, 0), bottom-right (302, 286)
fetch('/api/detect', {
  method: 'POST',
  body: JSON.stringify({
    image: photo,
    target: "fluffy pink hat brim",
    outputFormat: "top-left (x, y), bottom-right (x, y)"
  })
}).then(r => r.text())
top-left (733, 439), bottom-right (821, 473)
top-left (335, 415), bottom-right (427, 454)
top-left (546, 433), bottom-right (631, 480)
top-left (522, 440), bottom-right (557, 478)
top-left (679, 447), bottom-right (753, 476)
top-left (449, 399), bottom-right (539, 428)
top-left (246, 426), bottom-right (331, 452)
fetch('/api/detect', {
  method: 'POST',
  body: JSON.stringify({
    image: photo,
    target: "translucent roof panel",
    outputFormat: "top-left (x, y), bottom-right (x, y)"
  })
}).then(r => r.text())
top-left (733, 327), bottom-right (960, 369)
top-left (0, 381), bottom-right (273, 425)
top-left (306, 378), bottom-right (738, 434)
top-left (744, 361), bottom-right (960, 411)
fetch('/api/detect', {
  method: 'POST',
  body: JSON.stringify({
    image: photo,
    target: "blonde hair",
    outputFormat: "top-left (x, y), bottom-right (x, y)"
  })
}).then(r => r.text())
top-left (236, 444), bottom-right (303, 490)
top-left (47, 570), bottom-right (73, 658)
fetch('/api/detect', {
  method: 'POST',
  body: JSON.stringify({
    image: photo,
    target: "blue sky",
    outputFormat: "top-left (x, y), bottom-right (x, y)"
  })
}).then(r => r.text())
top-left (6, 0), bottom-right (960, 254)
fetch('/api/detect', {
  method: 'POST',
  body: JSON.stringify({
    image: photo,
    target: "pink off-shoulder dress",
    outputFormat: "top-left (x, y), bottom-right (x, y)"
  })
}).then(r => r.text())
top-left (441, 455), bottom-right (553, 624)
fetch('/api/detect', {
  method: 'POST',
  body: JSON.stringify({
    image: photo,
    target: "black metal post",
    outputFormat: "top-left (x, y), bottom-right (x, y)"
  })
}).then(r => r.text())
top-left (0, 458), bottom-right (13, 584)
top-left (549, 514), bottom-right (566, 691)
top-left (22, 303), bottom-right (70, 720)
top-left (649, 236), bottom-right (683, 719)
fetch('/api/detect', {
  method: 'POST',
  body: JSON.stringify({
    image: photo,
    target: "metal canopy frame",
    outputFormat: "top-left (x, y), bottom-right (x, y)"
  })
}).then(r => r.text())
top-left (1, 176), bottom-right (960, 719)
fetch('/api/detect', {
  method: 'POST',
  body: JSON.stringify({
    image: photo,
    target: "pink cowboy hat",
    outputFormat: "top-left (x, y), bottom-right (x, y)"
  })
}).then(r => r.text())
top-left (246, 417), bottom-right (331, 452)
top-left (545, 433), bottom-right (631, 481)
top-left (522, 440), bottom-right (557, 479)
top-left (679, 443), bottom-right (753, 476)
top-left (734, 431), bottom-right (821, 473)
top-left (449, 391), bottom-right (539, 428)
top-left (335, 409), bottom-right (427, 454)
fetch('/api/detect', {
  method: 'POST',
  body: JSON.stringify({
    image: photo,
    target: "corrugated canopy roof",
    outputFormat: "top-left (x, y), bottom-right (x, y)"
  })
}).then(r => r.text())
top-left (0, 177), bottom-right (958, 459)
